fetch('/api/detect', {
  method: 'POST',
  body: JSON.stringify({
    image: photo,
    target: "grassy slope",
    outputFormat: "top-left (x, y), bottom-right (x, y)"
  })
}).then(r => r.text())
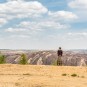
top-left (0, 64), bottom-right (87, 87)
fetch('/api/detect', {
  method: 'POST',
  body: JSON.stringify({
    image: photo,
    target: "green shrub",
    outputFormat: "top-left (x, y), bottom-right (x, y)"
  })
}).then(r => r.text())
top-left (52, 59), bottom-right (62, 66)
top-left (19, 54), bottom-right (27, 65)
top-left (62, 73), bottom-right (67, 76)
top-left (71, 74), bottom-right (77, 77)
top-left (51, 60), bottom-right (57, 66)
top-left (0, 54), bottom-right (5, 64)
top-left (23, 73), bottom-right (31, 75)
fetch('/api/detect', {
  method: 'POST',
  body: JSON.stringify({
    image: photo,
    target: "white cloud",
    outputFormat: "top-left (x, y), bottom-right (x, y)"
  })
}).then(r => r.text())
top-left (68, 0), bottom-right (87, 22)
top-left (46, 32), bottom-right (87, 42)
top-left (48, 11), bottom-right (78, 21)
top-left (5, 20), bottom-right (69, 35)
top-left (64, 32), bottom-right (87, 41)
top-left (68, 32), bottom-right (87, 36)
top-left (0, 0), bottom-right (78, 28)
top-left (1, 0), bottom-right (86, 50)
top-left (5, 27), bottom-right (41, 37)
top-left (0, 0), bottom-right (48, 20)
top-left (19, 21), bottom-right (69, 30)
top-left (0, 18), bottom-right (7, 26)
top-left (5, 28), bottom-right (28, 32)
top-left (68, 0), bottom-right (87, 9)
top-left (10, 34), bottom-right (30, 38)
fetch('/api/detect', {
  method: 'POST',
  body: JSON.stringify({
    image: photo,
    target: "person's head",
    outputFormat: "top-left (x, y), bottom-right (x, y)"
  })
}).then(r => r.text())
top-left (59, 47), bottom-right (61, 49)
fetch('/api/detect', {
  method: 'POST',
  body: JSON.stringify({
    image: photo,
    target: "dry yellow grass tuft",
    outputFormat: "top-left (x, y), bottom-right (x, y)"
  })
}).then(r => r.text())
top-left (0, 64), bottom-right (87, 87)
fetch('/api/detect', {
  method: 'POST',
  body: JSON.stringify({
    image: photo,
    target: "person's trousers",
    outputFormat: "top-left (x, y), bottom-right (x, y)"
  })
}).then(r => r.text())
top-left (57, 56), bottom-right (62, 65)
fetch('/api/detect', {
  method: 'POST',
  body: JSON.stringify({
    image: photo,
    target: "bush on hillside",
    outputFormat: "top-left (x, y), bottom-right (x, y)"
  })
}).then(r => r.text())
top-left (71, 74), bottom-right (77, 77)
top-left (51, 60), bottom-right (57, 66)
top-left (0, 54), bottom-right (6, 64)
top-left (19, 54), bottom-right (27, 65)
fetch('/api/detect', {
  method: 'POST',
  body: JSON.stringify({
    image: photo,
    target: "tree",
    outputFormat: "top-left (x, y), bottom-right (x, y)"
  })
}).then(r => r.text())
top-left (0, 54), bottom-right (6, 64)
top-left (19, 54), bottom-right (27, 65)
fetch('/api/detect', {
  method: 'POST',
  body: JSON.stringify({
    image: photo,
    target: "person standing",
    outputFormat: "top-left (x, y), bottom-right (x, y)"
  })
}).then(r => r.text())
top-left (57, 47), bottom-right (63, 65)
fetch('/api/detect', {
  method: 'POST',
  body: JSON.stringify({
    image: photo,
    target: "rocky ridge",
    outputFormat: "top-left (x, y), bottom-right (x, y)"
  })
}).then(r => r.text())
top-left (0, 50), bottom-right (87, 66)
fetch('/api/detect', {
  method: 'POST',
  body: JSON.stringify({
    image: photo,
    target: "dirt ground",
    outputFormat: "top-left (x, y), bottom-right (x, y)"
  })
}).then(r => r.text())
top-left (0, 64), bottom-right (87, 87)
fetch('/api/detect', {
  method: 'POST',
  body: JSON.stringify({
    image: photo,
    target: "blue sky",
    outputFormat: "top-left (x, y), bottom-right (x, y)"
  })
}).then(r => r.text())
top-left (0, 0), bottom-right (87, 50)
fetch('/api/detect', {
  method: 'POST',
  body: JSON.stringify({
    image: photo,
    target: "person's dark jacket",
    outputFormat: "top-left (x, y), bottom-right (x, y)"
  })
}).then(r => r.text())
top-left (57, 49), bottom-right (63, 56)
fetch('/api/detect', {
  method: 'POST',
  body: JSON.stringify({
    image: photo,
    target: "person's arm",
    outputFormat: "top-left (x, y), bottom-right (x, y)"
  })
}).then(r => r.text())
top-left (61, 50), bottom-right (63, 56)
top-left (57, 50), bottom-right (59, 56)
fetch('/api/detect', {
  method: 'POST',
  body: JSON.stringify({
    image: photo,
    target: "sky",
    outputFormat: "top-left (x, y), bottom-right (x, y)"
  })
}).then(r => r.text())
top-left (0, 0), bottom-right (87, 50)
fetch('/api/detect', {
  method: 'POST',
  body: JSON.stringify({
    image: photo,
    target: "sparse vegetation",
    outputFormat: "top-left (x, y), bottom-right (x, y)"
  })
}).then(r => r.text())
top-left (23, 73), bottom-right (31, 75)
top-left (71, 74), bottom-right (77, 77)
top-left (0, 65), bottom-right (86, 87)
top-left (62, 73), bottom-right (85, 78)
top-left (62, 73), bottom-right (67, 76)
top-left (52, 60), bottom-right (57, 66)
top-left (15, 82), bottom-right (20, 86)
top-left (19, 54), bottom-right (27, 65)
top-left (0, 54), bottom-right (6, 64)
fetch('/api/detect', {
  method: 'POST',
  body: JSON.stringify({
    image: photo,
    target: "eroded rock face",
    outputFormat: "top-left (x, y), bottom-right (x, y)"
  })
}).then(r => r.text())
top-left (28, 58), bottom-right (32, 64)
top-left (80, 59), bottom-right (86, 66)
top-left (0, 50), bottom-right (87, 66)
top-left (37, 57), bottom-right (43, 65)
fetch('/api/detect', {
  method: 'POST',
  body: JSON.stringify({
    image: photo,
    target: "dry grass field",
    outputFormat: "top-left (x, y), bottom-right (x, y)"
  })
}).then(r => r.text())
top-left (0, 64), bottom-right (87, 87)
